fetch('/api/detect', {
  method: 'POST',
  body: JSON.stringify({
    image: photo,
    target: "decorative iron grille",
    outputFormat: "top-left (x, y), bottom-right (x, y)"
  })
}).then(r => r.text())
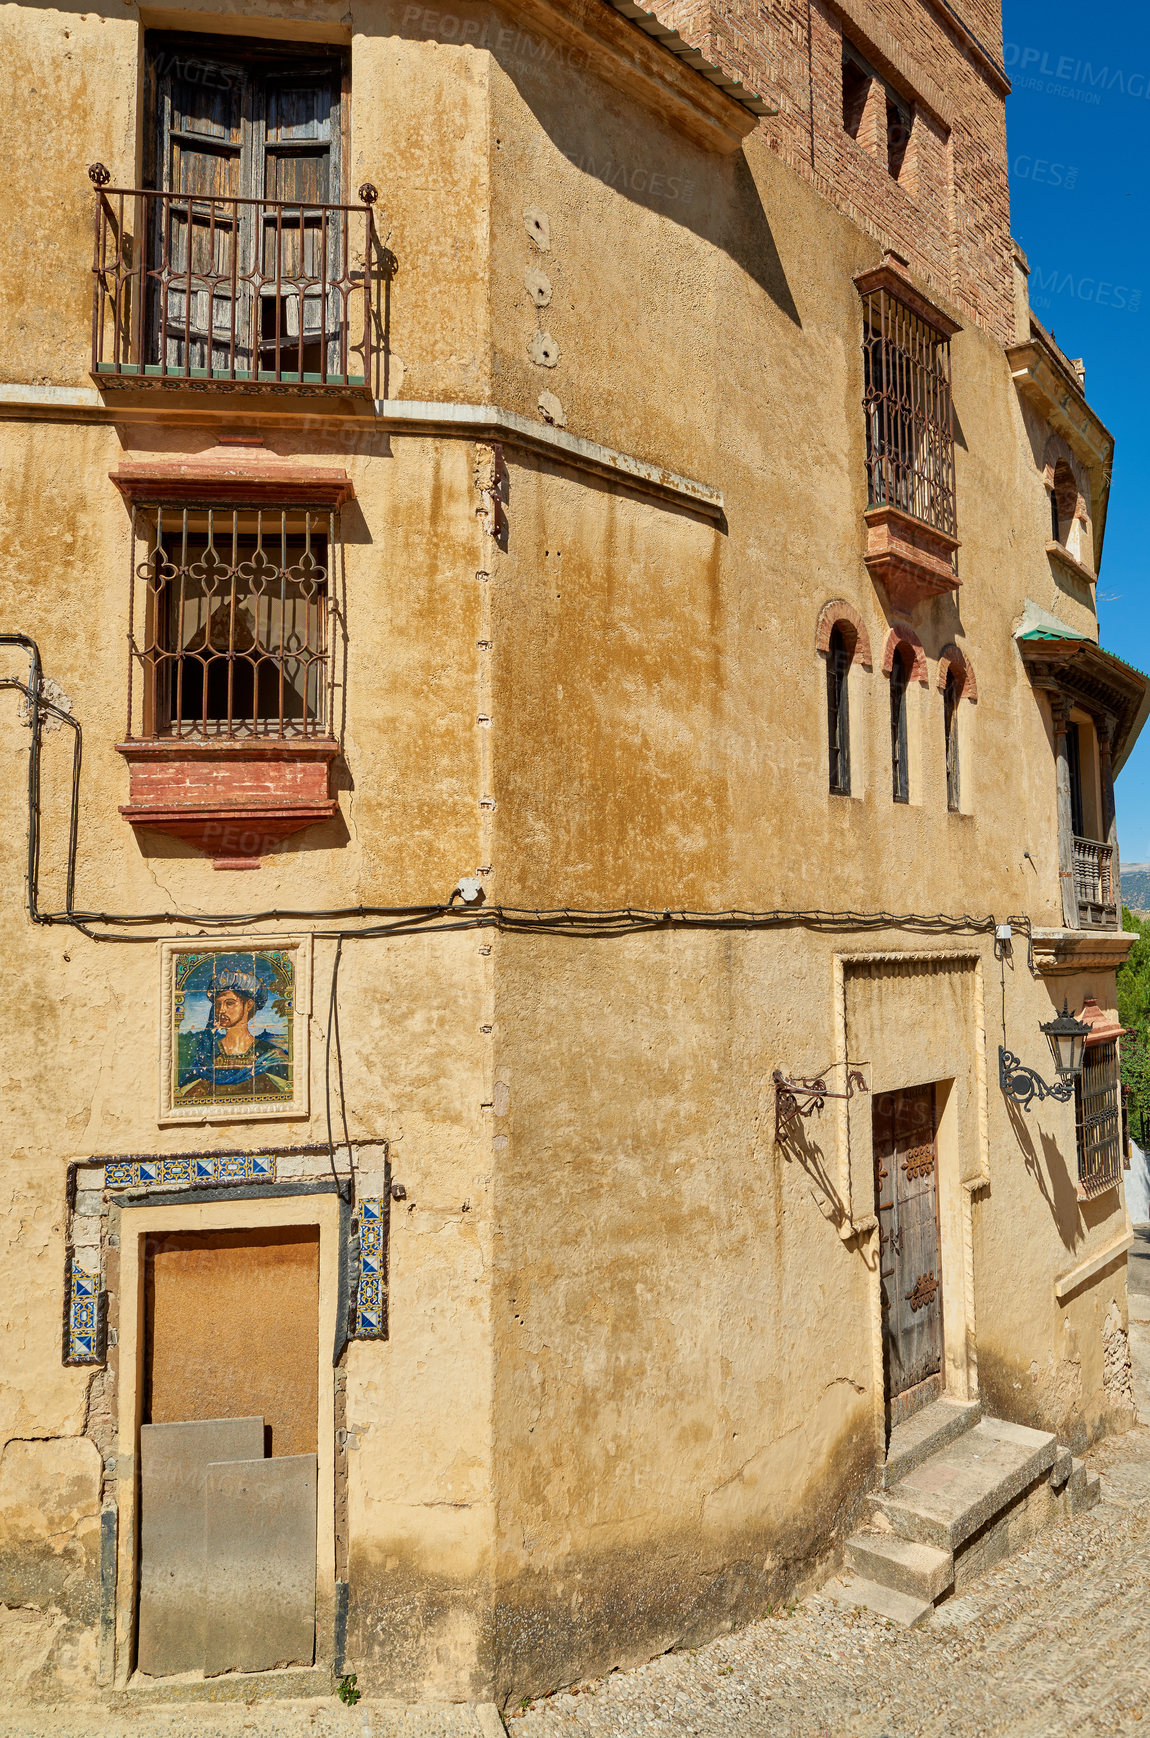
top-left (127, 505), bottom-right (336, 741)
top-left (862, 287), bottom-right (956, 539)
top-left (1073, 834), bottom-right (1116, 927)
top-left (1075, 1038), bottom-right (1122, 1198)
top-left (90, 176), bottom-right (377, 392)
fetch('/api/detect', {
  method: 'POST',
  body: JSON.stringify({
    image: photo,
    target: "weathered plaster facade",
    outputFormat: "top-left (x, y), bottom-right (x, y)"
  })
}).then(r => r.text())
top-left (0, 0), bottom-right (1143, 1711)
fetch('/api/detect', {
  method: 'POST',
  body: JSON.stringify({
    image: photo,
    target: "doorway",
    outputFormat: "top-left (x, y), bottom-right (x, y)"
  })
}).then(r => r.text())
top-left (873, 1084), bottom-right (944, 1431)
top-left (138, 1226), bottom-right (320, 1678)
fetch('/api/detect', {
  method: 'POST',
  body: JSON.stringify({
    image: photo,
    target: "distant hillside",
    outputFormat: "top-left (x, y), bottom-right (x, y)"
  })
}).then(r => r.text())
top-left (1124, 865), bottom-right (1150, 916)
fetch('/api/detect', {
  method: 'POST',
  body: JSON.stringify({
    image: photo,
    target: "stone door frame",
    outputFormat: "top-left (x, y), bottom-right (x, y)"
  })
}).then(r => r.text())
top-left (835, 950), bottom-right (991, 1465)
top-left (112, 1191), bottom-right (342, 1690)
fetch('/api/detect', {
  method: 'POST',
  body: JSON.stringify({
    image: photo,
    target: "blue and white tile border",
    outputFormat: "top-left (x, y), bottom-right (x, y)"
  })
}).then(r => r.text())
top-left (65, 1254), bottom-right (106, 1365)
top-left (352, 1198), bottom-right (388, 1339)
top-left (64, 1145), bottom-right (391, 1366)
top-left (102, 1153), bottom-right (277, 1189)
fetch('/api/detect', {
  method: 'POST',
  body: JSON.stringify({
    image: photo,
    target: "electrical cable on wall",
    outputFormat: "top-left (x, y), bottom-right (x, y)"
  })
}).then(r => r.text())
top-left (0, 634), bottom-right (1035, 966)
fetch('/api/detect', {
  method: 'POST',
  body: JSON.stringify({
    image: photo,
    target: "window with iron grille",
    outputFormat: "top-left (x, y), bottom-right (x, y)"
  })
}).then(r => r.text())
top-left (827, 625), bottom-right (852, 795)
top-left (1075, 1039), bottom-right (1122, 1198)
top-left (127, 504), bottom-right (335, 740)
top-left (862, 288), bottom-right (956, 539)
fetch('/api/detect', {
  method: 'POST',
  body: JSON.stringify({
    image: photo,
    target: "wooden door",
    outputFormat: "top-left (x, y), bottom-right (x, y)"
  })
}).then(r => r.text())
top-left (873, 1085), bottom-right (943, 1428)
top-left (156, 55), bottom-right (249, 374)
top-left (151, 42), bottom-right (342, 380)
top-left (138, 1227), bottom-right (320, 1678)
top-left (257, 72), bottom-right (341, 378)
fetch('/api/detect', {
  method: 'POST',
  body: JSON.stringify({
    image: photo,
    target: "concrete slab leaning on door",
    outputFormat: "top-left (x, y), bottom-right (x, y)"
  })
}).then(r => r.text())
top-left (203, 1453), bottom-right (317, 1676)
top-left (138, 1416), bottom-right (266, 1677)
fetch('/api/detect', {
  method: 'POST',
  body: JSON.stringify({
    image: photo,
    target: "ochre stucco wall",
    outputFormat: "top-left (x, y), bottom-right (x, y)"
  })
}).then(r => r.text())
top-left (0, 0), bottom-right (1135, 1709)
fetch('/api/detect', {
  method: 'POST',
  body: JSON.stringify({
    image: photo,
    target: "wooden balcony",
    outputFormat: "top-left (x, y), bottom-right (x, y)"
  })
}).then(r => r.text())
top-left (1073, 834), bottom-right (1117, 929)
top-left (89, 169), bottom-right (379, 394)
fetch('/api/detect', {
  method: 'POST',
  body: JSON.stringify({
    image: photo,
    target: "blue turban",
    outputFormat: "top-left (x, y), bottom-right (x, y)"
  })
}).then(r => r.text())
top-left (206, 968), bottom-right (268, 1012)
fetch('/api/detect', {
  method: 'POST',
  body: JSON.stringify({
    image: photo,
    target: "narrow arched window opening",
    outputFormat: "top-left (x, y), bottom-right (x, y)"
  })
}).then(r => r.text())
top-left (944, 666), bottom-right (961, 811)
top-left (827, 625), bottom-right (853, 795)
top-left (890, 646), bottom-right (910, 802)
top-left (1051, 459), bottom-right (1077, 546)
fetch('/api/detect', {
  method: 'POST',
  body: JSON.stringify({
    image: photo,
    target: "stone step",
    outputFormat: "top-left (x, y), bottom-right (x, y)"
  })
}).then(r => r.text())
top-left (1069, 1458), bottom-right (1101, 1513)
top-left (870, 1415), bottom-right (1057, 1552)
top-left (820, 1572), bottom-right (933, 1627)
top-left (846, 1531), bottom-right (954, 1602)
top-left (882, 1396), bottom-right (982, 1489)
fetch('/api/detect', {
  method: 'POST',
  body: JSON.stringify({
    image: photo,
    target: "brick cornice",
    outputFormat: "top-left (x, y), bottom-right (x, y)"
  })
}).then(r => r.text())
top-left (116, 738), bottom-right (340, 869)
top-left (111, 459), bottom-right (354, 510)
top-left (854, 259), bottom-right (963, 336)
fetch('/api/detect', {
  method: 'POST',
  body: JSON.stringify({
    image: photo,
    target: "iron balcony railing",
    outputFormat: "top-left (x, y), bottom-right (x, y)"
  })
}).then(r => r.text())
top-left (89, 166), bottom-right (378, 393)
top-left (1073, 834), bottom-right (1116, 927)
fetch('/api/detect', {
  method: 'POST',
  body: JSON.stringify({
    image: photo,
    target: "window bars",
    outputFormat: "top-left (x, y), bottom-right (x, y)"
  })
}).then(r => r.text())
top-left (1075, 1039), bottom-right (1122, 1198)
top-left (90, 173), bottom-right (377, 392)
top-left (1072, 835), bottom-right (1116, 925)
top-left (862, 287), bottom-right (956, 541)
top-left (127, 506), bottom-right (336, 741)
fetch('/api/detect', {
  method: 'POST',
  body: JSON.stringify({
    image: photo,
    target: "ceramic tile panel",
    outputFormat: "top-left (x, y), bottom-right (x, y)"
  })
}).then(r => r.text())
top-left (66, 1257), bottom-right (106, 1364)
top-left (353, 1198), bottom-right (388, 1338)
top-left (103, 1154), bottom-right (276, 1190)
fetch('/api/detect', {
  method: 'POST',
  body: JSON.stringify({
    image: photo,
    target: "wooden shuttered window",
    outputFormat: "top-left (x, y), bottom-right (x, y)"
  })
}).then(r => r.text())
top-left (890, 649), bottom-right (909, 803)
top-left (145, 37), bottom-right (346, 378)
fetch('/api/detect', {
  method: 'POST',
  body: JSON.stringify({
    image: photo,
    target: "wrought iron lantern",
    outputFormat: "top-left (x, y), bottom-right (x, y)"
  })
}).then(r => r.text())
top-left (1041, 1000), bottom-right (1090, 1080)
top-left (999, 1001), bottom-right (1091, 1111)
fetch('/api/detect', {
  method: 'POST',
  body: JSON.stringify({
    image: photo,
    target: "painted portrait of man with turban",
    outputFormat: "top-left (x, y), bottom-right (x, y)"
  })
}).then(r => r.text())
top-left (175, 954), bottom-right (293, 1105)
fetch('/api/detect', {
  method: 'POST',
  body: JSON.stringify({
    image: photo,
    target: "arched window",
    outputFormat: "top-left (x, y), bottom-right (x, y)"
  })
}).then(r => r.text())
top-left (827, 624), bottom-right (853, 795)
top-left (889, 645), bottom-right (911, 802)
top-left (944, 666), bottom-right (960, 811)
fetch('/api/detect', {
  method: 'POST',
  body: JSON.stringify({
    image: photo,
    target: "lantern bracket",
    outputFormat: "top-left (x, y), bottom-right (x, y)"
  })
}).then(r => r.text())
top-left (773, 1064), bottom-right (868, 1143)
top-left (998, 1047), bottom-right (1076, 1111)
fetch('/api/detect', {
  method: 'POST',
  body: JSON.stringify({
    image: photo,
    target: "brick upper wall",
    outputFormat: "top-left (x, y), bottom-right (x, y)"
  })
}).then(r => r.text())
top-left (649, 0), bottom-right (1013, 345)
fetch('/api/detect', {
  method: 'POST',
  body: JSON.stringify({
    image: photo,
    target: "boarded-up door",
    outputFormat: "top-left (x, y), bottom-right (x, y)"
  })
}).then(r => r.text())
top-left (139, 1227), bottom-right (320, 1677)
top-left (873, 1086), bottom-right (943, 1429)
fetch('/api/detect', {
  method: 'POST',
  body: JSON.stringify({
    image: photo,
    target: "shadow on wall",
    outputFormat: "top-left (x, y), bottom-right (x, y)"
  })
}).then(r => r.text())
top-left (1006, 1099), bottom-right (1084, 1254)
top-left (393, 14), bottom-right (802, 327)
top-left (776, 1116), bottom-right (851, 1236)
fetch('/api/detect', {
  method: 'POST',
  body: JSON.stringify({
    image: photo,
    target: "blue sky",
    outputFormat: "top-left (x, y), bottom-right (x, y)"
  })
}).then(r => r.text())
top-left (1002, 1), bottom-right (1149, 860)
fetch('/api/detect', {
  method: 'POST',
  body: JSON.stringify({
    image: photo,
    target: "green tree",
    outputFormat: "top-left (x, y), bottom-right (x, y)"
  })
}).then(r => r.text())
top-left (1118, 907), bottom-right (1150, 1144)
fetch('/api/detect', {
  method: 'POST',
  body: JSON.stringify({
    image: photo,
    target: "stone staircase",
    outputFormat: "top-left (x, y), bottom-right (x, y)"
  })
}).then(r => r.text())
top-left (823, 1397), bottom-right (1102, 1625)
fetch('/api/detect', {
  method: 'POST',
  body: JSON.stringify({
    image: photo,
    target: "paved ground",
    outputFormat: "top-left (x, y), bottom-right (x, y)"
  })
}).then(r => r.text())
top-left (511, 1435), bottom-right (1150, 1738)
top-left (512, 1258), bottom-right (1150, 1738)
top-left (5, 1248), bottom-right (1149, 1738)
top-left (0, 1702), bottom-right (504, 1738)
top-left (1128, 1223), bottom-right (1150, 1305)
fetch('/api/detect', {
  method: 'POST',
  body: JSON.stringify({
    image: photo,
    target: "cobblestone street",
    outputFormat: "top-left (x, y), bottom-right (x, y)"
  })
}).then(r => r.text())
top-left (512, 1248), bottom-right (1150, 1738)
